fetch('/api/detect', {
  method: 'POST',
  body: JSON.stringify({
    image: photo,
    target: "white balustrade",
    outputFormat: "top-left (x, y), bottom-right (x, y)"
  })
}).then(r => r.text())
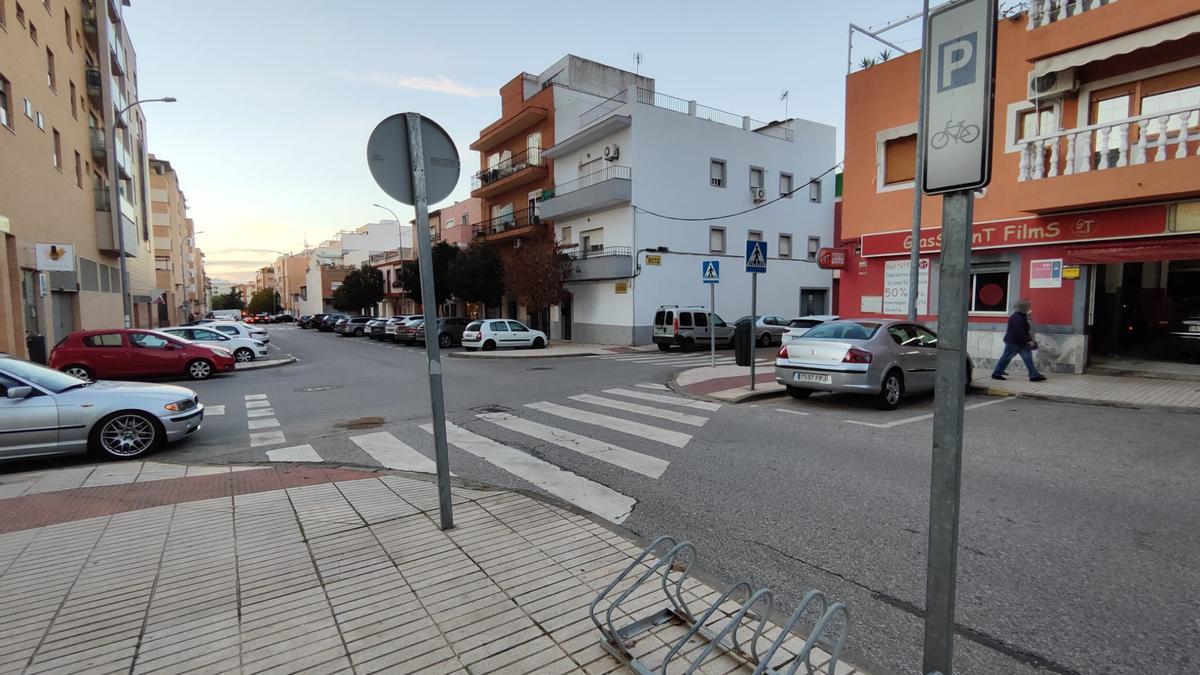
top-left (1028, 0), bottom-right (1114, 29)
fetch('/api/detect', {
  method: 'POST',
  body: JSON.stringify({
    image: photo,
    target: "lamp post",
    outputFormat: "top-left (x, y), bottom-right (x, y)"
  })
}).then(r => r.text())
top-left (112, 96), bottom-right (176, 328)
top-left (374, 204), bottom-right (409, 315)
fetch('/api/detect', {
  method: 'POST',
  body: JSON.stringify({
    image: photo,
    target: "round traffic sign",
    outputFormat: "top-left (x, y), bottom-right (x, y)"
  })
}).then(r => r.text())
top-left (367, 113), bottom-right (460, 206)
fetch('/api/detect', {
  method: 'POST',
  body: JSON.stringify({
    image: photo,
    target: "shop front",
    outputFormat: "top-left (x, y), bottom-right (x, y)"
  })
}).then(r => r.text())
top-left (838, 202), bottom-right (1200, 374)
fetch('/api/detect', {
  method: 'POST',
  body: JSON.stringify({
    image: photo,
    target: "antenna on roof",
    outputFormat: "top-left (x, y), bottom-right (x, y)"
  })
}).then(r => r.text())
top-left (634, 52), bottom-right (643, 75)
top-left (780, 90), bottom-right (790, 118)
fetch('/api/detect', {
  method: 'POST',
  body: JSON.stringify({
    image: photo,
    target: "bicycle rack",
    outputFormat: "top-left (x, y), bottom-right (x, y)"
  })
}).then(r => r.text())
top-left (590, 536), bottom-right (851, 674)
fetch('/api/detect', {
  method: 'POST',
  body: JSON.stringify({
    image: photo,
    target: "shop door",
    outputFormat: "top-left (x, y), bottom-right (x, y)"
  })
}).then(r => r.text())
top-left (800, 289), bottom-right (828, 316)
top-left (51, 292), bottom-right (75, 341)
top-left (561, 294), bottom-right (573, 341)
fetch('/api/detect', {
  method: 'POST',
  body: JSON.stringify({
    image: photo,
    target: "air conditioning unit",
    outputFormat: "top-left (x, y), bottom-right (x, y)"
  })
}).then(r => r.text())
top-left (1027, 68), bottom-right (1077, 99)
top-left (603, 144), bottom-right (620, 161)
top-left (750, 187), bottom-right (766, 202)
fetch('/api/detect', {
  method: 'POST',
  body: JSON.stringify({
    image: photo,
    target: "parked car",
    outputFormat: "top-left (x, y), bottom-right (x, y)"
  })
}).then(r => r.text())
top-left (318, 314), bottom-right (347, 332)
top-left (396, 319), bottom-right (425, 345)
top-left (774, 319), bottom-right (973, 410)
top-left (415, 317), bottom-right (470, 348)
top-left (159, 326), bottom-right (269, 363)
top-left (50, 329), bottom-right (237, 382)
top-left (366, 317), bottom-right (397, 340)
top-left (736, 315), bottom-right (790, 347)
top-left (182, 318), bottom-right (217, 326)
top-left (206, 321), bottom-right (270, 344)
top-left (0, 355), bottom-right (205, 461)
top-left (383, 316), bottom-right (423, 342)
top-left (461, 320), bottom-right (547, 351)
top-left (273, 314), bottom-right (294, 323)
top-left (335, 316), bottom-right (373, 337)
top-left (207, 309), bottom-right (242, 322)
top-left (652, 305), bottom-right (735, 352)
top-left (297, 314), bottom-right (317, 328)
top-left (783, 315), bottom-right (841, 344)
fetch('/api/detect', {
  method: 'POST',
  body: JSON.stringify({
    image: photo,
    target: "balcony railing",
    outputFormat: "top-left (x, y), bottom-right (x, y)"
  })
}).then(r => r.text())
top-left (470, 147), bottom-right (545, 191)
top-left (579, 86), bottom-right (793, 142)
top-left (565, 245), bottom-right (632, 260)
top-left (472, 207), bottom-right (543, 238)
top-left (538, 166), bottom-right (633, 221)
top-left (546, 165), bottom-right (631, 199)
top-left (1027, 0), bottom-right (1114, 30)
top-left (89, 127), bottom-right (107, 159)
top-left (94, 187), bottom-right (111, 212)
top-left (580, 89), bottom-right (628, 128)
top-left (1018, 103), bottom-right (1199, 181)
top-left (85, 68), bottom-right (103, 103)
top-left (563, 246), bottom-right (635, 281)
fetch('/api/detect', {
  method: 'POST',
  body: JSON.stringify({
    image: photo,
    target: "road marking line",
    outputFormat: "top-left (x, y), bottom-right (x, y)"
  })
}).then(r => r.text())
top-left (249, 430), bottom-right (286, 447)
top-left (568, 394), bottom-right (709, 427)
top-left (525, 401), bottom-right (692, 448)
top-left (248, 418), bottom-right (280, 430)
top-left (421, 422), bottom-right (635, 524)
top-left (844, 398), bottom-right (1006, 428)
top-left (206, 405), bottom-right (225, 416)
top-left (266, 444), bottom-right (320, 462)
top-left (775, 408), bottom-right (810, 416)
top-left (350, 431), bottom-right (441, 474)
top-left (603, 388), bottom-right (722, 411)
top-left (245, 400), bottom-right (272, 410)
top-left (635, 383), bottom-right (671, 390)
top-left (245, 394), bottom-right (268, 401)
top-left (246, 408), bottom-right (274, 418)
top-left (477, 413), bottom-right (669, 479)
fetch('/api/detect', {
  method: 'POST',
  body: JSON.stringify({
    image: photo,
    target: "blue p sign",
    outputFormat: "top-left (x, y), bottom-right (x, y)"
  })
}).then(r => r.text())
top-left (937, 33), bottom-right (977, 92)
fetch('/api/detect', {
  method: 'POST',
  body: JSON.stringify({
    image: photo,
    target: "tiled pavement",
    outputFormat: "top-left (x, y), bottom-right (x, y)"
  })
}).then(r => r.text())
top-left (0, 463), bottom-right (864, 675)
top-left (978, 371), bottom-right (1200, 410)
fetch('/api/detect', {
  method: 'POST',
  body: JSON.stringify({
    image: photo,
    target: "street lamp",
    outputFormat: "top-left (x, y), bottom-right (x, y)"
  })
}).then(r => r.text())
top-left (112, 96), bottom-right (176, 328)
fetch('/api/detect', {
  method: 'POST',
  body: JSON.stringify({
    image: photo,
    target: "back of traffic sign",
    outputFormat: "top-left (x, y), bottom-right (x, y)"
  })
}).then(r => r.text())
top-left (367, 114), bottom-right (460, 206)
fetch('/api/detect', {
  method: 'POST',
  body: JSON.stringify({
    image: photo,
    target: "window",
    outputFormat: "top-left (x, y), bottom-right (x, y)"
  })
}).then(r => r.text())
top-left (747, 230), bottom-right (762, 242)
top-left (64, 10), bottom-right (72, 50)
top-left (710, 159), bottom-right (726, 188)
top-left (507, 321), bottom-right (529, 332)
top-left (0, 76), bottom-right (10, 129)
top-left (23, 97), bottom-right (32, 118)
top-left (693, 313), bottom-right (708, 328)
top-left (807, 236), bottom-right (820, 262)
top-left (29, 21), bottom-right (36, 43)
top-left (1141, 84), bottom-right (1200, 136)
top-left (16, 3), bottom-right (25, 27)
top-left (35, 110), bottom-right (43, 129)
top-left (970, 264), bottom-right (1010, 314)
top-left (560, 226), bottom-right (572, 246)
top-left (809, 178), bottom-right (822, 203)
top-left (779, 234), bottom-right (792, 258)
top-left (214, 325), bottom-right (238, 336)
top-left (749, 167), bottom-right (764, 189)
top-left (45, 48), bottom-right (55, 90)
top-left (779, 172), bottom-right (793, 198)
top-left (488, 321), bottom-right (507, 332)
top-left (1018, 106), bottom-right (1055, 142)
top-left (0, 0), bottom-right (5, 27)
top-left (678, 313), bottom-right (693, 328)
top-left (709, 227), bottom-right (726, 253)
top-left (884, 135), bottom-right (917, 185)
top-left (461, 213), bottom-right (469, 227)
top-left (52, 128), bottom-right (61, 168)
top-left (73, 150), bottom-right (81, 186)
top-left (129, 332), bottom-right (171, 349)
top-left (84, 333), bottom-right (123, 347)
top-left (527, 131), bottom-right (541, 165)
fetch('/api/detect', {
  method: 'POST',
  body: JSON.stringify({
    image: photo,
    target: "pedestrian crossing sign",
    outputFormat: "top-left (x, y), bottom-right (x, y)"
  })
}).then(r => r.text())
top-left (745, 240), bottom-right (768, 273)
top-left (702, 260), bottom-right (720, 284)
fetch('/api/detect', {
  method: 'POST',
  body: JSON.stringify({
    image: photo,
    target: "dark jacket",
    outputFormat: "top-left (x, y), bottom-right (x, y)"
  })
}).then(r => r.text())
top-left (1003, 311), bottom-right (1033, 345)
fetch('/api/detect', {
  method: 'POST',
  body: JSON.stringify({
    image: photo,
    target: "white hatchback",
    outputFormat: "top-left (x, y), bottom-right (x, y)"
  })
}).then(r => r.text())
top-left (206, 321), bottom-right (270, 344)
top-left (461, 320), bottom-right (547, 351)
top-left (160, 326), bottom-right (269, 363)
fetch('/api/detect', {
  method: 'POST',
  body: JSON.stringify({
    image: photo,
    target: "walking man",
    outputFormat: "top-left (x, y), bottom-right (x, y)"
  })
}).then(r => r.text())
top-left (991, 299), bottom-right (1047, 382)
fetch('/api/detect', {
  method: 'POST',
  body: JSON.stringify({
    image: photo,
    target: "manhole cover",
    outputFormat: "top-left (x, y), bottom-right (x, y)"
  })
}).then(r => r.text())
top-left (474, 404), bottom-right (512, 414)
top-left (526, 366), bottom-right (552, 371)
top-left (334, 416), bottom-right (386, 430)
top-left (298, 385), bottom-right (344, 393)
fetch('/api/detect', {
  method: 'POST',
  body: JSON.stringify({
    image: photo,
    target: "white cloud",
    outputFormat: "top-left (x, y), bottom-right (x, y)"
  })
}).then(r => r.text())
top-left (333, 71), bottom-right (493, 98)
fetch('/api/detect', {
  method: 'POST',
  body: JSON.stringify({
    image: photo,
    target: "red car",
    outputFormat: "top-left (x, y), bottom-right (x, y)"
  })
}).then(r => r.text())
top-left (50, 329), bottom-right (237, 381)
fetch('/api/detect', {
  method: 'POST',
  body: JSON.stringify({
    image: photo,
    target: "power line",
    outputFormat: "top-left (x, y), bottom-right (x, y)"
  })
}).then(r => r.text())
top-left (632, 162), bottom-right (842, 222)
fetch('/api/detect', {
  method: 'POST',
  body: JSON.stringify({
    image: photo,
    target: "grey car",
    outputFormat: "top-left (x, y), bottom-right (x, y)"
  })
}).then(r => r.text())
top-left (0, 355), bottom-right (204, 461)
top-left (736, 315), bottom-right (791, 347)
top-left (774, 319), bottom-right (973, 409)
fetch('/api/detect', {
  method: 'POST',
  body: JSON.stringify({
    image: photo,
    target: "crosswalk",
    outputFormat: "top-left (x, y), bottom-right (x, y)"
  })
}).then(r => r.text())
top-left (236, 384), bottom-right (720, 524)
top-left (588, 350), bottom-right (773, 368)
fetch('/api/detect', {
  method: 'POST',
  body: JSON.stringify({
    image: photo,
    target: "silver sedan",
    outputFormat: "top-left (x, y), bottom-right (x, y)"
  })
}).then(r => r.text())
top-left (0, 355), bottom-right (204, 461)
top-left (774, 319), bottom-right (973, 409)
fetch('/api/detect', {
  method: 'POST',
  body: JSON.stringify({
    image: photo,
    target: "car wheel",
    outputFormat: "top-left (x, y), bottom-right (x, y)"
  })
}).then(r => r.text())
top-left (62, 365), bottom-right (93, 381)
top-left (876, 369), bottom-right (904, 410)
top-left (186, 359), bottom-right (214, 380)
top-left (90, 411), bottom-right (162, 459)
top-left (680, 337), bottom-right (695, 353)
top-left (438, 333), bottom-right (452, 349)
top-left (657, 343), bottom-right (671, 352)
top-left (482, 340), bottom-right (497, 352)
top-left (234, 347), bottom-right (254, 363)
top-left (354, 328), bottom-right (364, 337)
top-left (758, 332), bottom-right (772, 348)
top-left (787, 386), bottom-right (812, 399)
top-left (532, 337), bottom-right (546, 349)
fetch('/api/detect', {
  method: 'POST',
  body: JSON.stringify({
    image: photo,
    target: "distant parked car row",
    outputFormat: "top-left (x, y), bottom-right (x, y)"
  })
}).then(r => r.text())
top-left (297, 313), bottom-right (547, 350)
top-left (652, 305), bottom-right (841, 352)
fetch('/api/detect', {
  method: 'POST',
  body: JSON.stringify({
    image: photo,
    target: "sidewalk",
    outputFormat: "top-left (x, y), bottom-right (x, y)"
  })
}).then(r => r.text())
top-left (449, 343), bottom-right (659, 359)
top-left (673, 364), bottom-right (784, 402)
top-left (0, 461), bottom-right (863, 674)
top-left (235, 355), bottom-right (297, 371)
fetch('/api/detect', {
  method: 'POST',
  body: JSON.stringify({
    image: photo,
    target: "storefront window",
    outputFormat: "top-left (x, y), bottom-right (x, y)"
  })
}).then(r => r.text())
top-left (970, 265), bottom-right (1010, 314)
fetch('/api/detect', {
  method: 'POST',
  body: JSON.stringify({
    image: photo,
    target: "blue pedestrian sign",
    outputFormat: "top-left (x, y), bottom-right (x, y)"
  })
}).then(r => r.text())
top-left (745, 240), bottom-right (768, 274)
top-left (702, 260), bottom-right (720, 284)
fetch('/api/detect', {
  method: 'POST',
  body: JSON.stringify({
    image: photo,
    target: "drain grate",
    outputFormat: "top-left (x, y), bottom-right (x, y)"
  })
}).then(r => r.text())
top-left (298, 385), bottom-right (344, 393)
top-left (334, 416), bottom-right (386, 430)
top-left (474, 404), bottom-right (512, 414)
top-left (526, 366), bottom-right (553, 371)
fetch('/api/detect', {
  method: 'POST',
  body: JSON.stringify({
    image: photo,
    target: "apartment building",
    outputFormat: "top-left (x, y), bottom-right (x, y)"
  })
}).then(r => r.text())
top-left (430, 197), bottom-right (482, 248)
top-left (839, 1), bottom-right (1200, 374)
top-left (149, 155), bottom-right (200, 326)
top-left (272, 251), bottom-right (309, 315)
top-left (254, 266), bottom-right (275, 292)
top-left (541, 74), bottom-right (836, 344)
top-left (190, 246), bottom-right (207, 316)
top-left (0, 0), bottom-right (153, 358)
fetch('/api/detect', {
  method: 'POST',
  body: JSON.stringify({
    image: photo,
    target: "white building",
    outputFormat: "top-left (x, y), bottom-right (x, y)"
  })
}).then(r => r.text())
top-left (540, 83), bottom-right (837, 344)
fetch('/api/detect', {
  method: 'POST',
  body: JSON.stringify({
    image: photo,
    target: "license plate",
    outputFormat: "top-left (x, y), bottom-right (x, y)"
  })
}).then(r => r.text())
top-left (793, 372), bottom-right (832, 384)
top-left (1189, 325), bottom-right (1200, 333)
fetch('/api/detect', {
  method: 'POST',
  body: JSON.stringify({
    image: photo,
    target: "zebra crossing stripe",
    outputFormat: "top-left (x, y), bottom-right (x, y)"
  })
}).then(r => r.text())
top-left (247, 418), bottom-right (280, 430)
top-left (525, 401), bottom-right (693, 448)
top-left (350, 431), bottom-right (442, 474)
top-left (476, 412), bottom-right (669, 479)
top-left (245, 394), bottom-right (268, 401)
top-left (245, 400), bottom-right (271, 410)
top-left (266, 444), bottom-right (319, 461)
top-left (603, 388), bottom-right (722, 412)
top-left (249, 430), bottom-right (286, 447)
top-left (568, 394), bottom-right (709, 427)
top-left (423, 422), bottom-right (636, 524)
top-left (635, 383), bottom-right (670, 390)
top-left (206, 405), bottom-right (225, 415)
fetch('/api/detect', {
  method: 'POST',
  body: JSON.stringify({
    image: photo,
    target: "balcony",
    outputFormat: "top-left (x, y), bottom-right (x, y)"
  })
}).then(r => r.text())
top-left (470, 147), bottom-right (548, 199)
top-left (96, 209), bottom-right (138, 257)
top-left (538, 166), bottom-right (632, 221)
top-left (85, 68), bottom-right (103, 105)
top-left (472, 207), bottom-right (546, 242)
top-left (89, 127), bottom-right (107, 160)
top-left (576, 86), bottom-right (794, 142)
top-left (82, 2), bottom-right (99, 38)
top-left (470, 106), bottom-right (549, 152)
top-left (1015, 104), bottom-right (1200, 212)
top-left (94, 187), bottom-right (111, 212)
top-left (1026, 0), bottom-right (1110, 30)
top-left (564, 247), bottom-right (634, 282)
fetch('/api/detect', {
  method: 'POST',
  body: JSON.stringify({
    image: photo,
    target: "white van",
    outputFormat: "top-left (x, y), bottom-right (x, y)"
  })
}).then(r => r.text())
top-left (652, 305), bottom-right (735, 352)
top-left (208, 310), bottom-right (243, 322)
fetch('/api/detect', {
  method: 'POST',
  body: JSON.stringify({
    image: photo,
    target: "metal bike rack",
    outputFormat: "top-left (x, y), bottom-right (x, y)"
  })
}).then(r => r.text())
top-left (590, 536), bottom-right (851, 674)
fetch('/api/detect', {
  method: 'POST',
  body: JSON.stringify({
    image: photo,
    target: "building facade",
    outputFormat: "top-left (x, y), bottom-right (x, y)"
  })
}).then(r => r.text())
top-left (839, 2), bottom-right (1200, 374)
top-left (272, 251), bottom-right (309, 315)
top-left (149, 155), bottom-right (199, 326)
top-left (0, 0), bottom-right (153, 358)
top-left (431, 197), bottom-right (482, 248)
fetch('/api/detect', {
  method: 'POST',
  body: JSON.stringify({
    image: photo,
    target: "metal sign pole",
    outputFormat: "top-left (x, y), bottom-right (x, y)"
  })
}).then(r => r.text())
top-left (709, 284), bottom-right (716, 369)
top-left (405, 112), bottom-right (454, 531)
top-left (923, 189), bottom-right (973, 674)
top-left (749, 273), bottom-right (757, 391)
top-left (908, 0), bottom-right (930, 321)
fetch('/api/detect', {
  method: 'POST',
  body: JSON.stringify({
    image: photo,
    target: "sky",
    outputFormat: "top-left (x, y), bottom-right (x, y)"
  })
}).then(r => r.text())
top-left (123, 0), bottom-right (928, 282)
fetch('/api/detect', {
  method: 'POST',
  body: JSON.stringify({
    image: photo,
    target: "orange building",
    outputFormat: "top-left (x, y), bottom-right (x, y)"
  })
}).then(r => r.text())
top-left (839, 2), bottom-right (1200, 374)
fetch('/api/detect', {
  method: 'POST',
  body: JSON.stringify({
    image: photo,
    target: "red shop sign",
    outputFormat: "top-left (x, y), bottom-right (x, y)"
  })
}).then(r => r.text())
top-left (817, 247), bottom-right (848, 269)
top-left (860, 204), bottom-right (1169, 257)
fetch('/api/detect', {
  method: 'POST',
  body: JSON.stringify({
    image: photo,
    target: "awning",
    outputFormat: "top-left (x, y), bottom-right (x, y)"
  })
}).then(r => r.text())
top-left (1034, 15), bottom-right (1200, 77)
top-left (1065, 237), bottom-right (1200, 264)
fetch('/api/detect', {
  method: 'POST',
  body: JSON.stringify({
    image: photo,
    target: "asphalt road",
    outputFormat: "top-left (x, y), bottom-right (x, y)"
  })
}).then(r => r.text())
top-left (7, 325), bottom-right (1200, 674)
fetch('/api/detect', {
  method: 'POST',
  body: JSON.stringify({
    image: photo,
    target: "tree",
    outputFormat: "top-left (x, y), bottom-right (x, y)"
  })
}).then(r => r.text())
top-left (210, 292), bottom-right (244, 311)
top-left (331, 266), bottom-right (385, 313)
top-left (449, 241), bottom-right (505, 308)
top-left (246, 288), bottom-right (277, 314)
top-left (503, 234), bottom-right (568, 319)
top-left (398, 242), bottom-right (460, 308)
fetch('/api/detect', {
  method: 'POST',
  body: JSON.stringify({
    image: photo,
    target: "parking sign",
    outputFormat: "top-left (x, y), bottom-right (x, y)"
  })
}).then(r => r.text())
top-left (921, 0), bottom-right (996, 195)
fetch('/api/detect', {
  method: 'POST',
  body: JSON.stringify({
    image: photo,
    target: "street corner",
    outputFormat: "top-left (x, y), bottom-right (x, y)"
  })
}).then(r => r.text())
top-left (446, 345), bottom-right (609, 359)
top-left (234, 355), bottom-right (298, 371)
top-left (671, 363), bottom-right (786, 403)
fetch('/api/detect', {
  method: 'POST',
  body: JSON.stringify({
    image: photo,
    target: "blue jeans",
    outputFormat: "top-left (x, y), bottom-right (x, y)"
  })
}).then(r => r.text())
top-left (992, 343), bottom-right (1042, 379)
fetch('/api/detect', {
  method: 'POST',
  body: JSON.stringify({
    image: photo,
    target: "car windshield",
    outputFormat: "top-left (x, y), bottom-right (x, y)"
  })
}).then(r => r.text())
top-left (801, 321), bottom-right (882, 340)
top-left (789, 319), bottom-right (823, 328)
top-left (0, 358), bottom-right (88, 393)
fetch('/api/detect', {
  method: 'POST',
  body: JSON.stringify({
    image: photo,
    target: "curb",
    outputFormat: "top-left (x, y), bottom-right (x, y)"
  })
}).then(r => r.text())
top-left (235, 356), bottom-right (297, 371)
top-left (667, 371), bottom-right (788, 404)
top-left (976, 386), bottom-right (1200, 414)
top-left (447, 350), bottom-right (607, 360)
